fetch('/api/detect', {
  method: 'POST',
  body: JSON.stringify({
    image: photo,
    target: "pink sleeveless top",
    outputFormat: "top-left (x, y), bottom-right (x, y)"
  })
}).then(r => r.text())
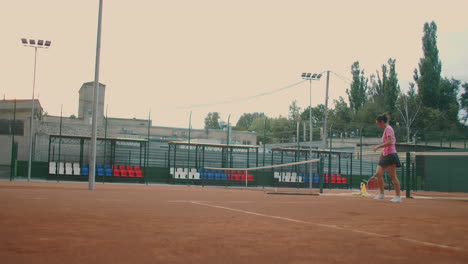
top-left (382, 125), bottom-right (397, 156)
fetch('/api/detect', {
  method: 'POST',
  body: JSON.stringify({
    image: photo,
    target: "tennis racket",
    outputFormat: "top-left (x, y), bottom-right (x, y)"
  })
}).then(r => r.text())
top-left (362, 176), bottom-right (380, 195)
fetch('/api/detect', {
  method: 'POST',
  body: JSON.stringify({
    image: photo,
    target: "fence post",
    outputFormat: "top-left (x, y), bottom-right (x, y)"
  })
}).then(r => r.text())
top-left (406, 152), bottom-right (411, 198)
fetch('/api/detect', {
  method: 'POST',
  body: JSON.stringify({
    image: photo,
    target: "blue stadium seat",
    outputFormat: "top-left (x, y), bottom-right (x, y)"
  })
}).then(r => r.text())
top-left (81, 167), bottom-right (89, 176)
top-left (208, 173), bottom-right (215, 180)
top-left (313, 174), bottom-right (320, 184)
top-left (105, 168), bottom-right (112, 176)
top-left (97, 167), bottom-right (104, 176)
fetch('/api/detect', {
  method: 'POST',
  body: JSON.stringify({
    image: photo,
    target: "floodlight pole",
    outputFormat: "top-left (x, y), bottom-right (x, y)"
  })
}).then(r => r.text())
top-left (27, 46), bottom-right (38, 182)
top-left (301, 73), bottom-right (322, 189)
top-left (22, 38), bottom-right (51, 181)
top-left (322, 70), bottom-right (330, 149)
top-left (89, 0), bottom-right (104, 190)
top-left (308, 79), bottom-right (313, 189)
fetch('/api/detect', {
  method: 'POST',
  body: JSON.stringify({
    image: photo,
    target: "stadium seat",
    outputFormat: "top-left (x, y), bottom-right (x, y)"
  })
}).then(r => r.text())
top-left (97, 166), bottom-right (104, 176)
top-left (135, 170), bottom-right (143, 178)
top-left (208, 173), bottom-right (215, 180)
top-left (119, 165), bottom-right (125, 170)
top-left (170, 167), bottom-right (175, 176)
top-left (81, 164), bottom-right (89, 176)
top-left (113, 169), bottom-right (120, 177)
top-left (105, 167), bottom-right (112, 176)
top-left (58, 162), bottom-right (65, 175)
top-left (134, 166), bottom-right (141, 171)
top-left (274, 172), bottom-right (280, 179)
top-left (49, 162), bottom-right (56, 174)
top-left (73, 163), bottom-right (81, 175)
top-left (342, 177), bottom-right (348, 184)
top-left (128, 170), bottom-right (135, 177)
top-left (126, 166), bottom-right (133, 171)
top-left (121, 170), bottom-right (128, 177)
top-left (247, 175), bottom-right (254, 181)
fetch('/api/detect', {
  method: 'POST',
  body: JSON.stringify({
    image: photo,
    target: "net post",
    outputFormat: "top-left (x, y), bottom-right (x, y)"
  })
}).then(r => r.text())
top-left (319, 157), bottom-right (324, 194)
top-left (405, 152), bottom-right (411, 198)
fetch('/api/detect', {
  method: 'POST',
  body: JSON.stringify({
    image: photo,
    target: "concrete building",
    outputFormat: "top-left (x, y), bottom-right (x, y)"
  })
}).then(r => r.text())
top-left (0, 82), bottom-right (257, 166)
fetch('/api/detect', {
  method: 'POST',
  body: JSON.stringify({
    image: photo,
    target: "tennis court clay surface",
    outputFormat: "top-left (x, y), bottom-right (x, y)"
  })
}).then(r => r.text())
top-left (1, 182), bottom-right (468, 264)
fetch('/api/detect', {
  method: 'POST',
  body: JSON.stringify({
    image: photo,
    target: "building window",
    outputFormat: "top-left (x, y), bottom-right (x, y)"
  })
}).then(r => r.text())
top-left (0, 119), bottom-right (24, 136)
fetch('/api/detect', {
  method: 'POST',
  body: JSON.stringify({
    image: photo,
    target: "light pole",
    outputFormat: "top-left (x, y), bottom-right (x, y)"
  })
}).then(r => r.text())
top-left (301, 73), bottom-right (322, 188)
top-left (89, 0), bottom-right (104, 190)
top-left (21, 38), bottom-right (51, 181)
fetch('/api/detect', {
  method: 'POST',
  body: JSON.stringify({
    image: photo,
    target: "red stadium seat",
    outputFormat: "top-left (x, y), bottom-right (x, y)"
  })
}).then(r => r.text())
top-left (247, 175), bottom-right (254, 181)
top-left (126, 166), bottom-right (133, 171)
top-left (135, 170), bottom-right (143, 178)
top-left (113, 169), bottom-right (120, 177)
top-left (128, 170), bottom-right (135, 177)
top-left (121, 170), bottom-right (128, 177)
top-left (119, 165), bottom-right (125, 170)
top-left (134, 166), bottom-right (141, 171)
top-left (342, 178), bottom-right (348, 184)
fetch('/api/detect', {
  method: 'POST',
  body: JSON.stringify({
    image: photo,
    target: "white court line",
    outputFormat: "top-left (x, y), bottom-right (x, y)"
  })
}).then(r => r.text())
top-left (190, 201), bottom-right (465, 252)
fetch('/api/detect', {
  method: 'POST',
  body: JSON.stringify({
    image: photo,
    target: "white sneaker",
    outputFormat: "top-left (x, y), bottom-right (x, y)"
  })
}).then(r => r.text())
top-left (374, 193), bottom-right (385, 200)
top-left (390, 196), bottom-right (402, 203)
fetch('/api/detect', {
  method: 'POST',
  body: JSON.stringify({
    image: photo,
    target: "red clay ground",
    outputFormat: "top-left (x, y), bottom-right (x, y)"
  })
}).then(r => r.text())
top-left (1, 181), bottom-right (468, 264)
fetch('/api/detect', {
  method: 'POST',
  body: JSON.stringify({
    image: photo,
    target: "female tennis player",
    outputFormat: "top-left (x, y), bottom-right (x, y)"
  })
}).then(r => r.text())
top-left (372, 113), bottom-right (402, 203)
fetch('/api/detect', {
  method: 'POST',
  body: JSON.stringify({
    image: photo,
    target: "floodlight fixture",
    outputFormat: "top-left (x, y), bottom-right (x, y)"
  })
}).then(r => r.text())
top-left (37, 40), bottom-right (44, 46)
top-left (29, 39), bottom-right (35, 45)
top-left (44, 40), bottom-right (51, 47)
top-left (21, 38), bottom-right (28, 44)
top-left (301, 72), bottom-right (322, 81)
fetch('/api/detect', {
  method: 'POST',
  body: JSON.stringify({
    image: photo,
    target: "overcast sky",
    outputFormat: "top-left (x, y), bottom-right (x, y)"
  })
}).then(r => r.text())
top-left (1, 0), bottom-right (467, 129)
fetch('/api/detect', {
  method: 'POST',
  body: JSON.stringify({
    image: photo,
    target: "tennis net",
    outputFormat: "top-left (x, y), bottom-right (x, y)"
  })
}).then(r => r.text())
top-left (202, 158), bottom-right (324, 194)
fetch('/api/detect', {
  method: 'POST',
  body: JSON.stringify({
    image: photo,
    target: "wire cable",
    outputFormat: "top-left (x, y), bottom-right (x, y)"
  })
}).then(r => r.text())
top-left (176, 80), bottom-right (307, 109)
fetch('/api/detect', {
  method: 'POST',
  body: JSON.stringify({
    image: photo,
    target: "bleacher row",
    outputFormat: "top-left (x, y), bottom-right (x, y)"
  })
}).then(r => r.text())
top-left (170, 168), bottom-right (255, 181)
top-left (48, 162), bottom-right (143, 178)
top-left (274, 172), bottom-right (349, 184)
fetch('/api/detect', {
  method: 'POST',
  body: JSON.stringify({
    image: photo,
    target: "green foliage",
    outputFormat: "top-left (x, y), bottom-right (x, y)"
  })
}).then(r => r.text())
top-left (415, 21), bottom-right (442, 109)
top-left (439, 78), bottom-right (460, 121)
top-left (461, 83), bottom-right (468, 125)
top-left (300, 105), bottom-right (325, 127)
top-left (347, 61), bottom-right (368, 111)
top-left (234, 112), bottom-right (266, 131)
top-left (328, 97), bottom-right (353, 134)
top-left (370, 58), bottom-right (400, 115)
top-left (204, 112), bottom-right (221, 129)
top-left (288, 100), bottom-right (302, 123)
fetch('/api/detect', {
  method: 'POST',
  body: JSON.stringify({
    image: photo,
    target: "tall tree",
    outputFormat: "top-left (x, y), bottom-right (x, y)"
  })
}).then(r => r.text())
top-left (397, 83), bottom-right (421, 142)
top-left (439, 77), bottom-right (460, 121)
top-left (415, 21), bottom-right (442, 108)
top-left (461, 82), bottom-right (468, 125)
top-left (204, 112), bottom-right (221, 129)
top-left (347, 61), bottom-right (368, 111)
top-left (288, 100), bottom-right (302, 123)
top-left (328, 97), bottom-right (352, 136)
top-left (234, 112), bottom-right (266, 131)
top-left (374, 58), bottom-right (400, 114)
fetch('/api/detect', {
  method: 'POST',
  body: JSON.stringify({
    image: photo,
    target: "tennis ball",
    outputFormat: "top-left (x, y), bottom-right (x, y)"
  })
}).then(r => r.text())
top-left (361, 193), bottom-right (366, 198)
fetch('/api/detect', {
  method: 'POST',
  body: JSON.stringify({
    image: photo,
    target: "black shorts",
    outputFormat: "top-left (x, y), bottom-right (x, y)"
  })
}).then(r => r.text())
top-left (378, 153), bottom-right (401, 167)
